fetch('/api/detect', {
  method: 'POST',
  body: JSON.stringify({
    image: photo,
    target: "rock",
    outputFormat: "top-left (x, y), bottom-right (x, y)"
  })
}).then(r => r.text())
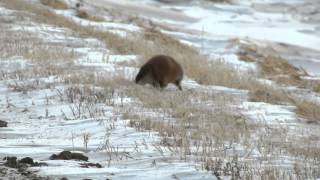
top-left (71, 152), bottom-right (88, 161)
top-left (50, 151), bottom-right (72, 160)
top-left (0, 120), bottom-right (8, 127)
top-left (50, 151), bottom-right (88, 161)
top-left (3, 156), bottom-right (18, 168)
top-left (19, 157), bottom-right (34, 165)
top-left (33, 161), bottom-right (48, 167)
top-left (20, 157), bottom-right (47, 167)
top-left (0, 162), bottom-right (50, 179)
top-left (4, 156), bottom-right (47, 170)
top-left (80, 163), bottom-right (102, 168)
top-left (60, 178), bottom-right (69, 180)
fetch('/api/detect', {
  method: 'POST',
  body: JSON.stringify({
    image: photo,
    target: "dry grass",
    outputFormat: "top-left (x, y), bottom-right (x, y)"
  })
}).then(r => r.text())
top-left (237, 43), bottom-right (307, 86)
top-left (249, 83), bottom-right (293, 105)
top-left (40, 0), bottom-right (68, 9)
top-left (0, 33), bottom-right (75, 67)
top-left (295, 100), bottom-right (320, 123)
top-left (258, 55), bottom-right (304, 85)
top-left (2, 0), bottom-right (129, 53)
top-left (123, 81), bottom-right (320, 179)
top-left (3, 0), bottom-right (255, 90)
top-left (76, 9), bottom-right (105, 22)
top-left (237, 43), bottom-right (320, 123)
top-left (314, 83), bottom-right (320, 93)
top-left (125, 85), bottom-right (251, 161)
top-left (2, 0), bottom-right (320, 178)
top-left (300, 79), bottom-right (320, 93)
top-left (130, 29), bottom-right (255, 89)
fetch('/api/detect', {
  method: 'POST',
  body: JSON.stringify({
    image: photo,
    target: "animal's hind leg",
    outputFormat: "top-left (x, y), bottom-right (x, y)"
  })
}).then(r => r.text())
top-left (175, 80), bottom-right (182, 91)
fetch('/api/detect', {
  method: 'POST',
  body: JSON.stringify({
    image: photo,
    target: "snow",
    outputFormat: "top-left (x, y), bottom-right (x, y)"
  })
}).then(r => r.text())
top-left (1, 0), bottom-right (320, 179)
top-left (0, 4), bottom-right (217, 179)
top-left (55, 9), bottom-right (141, 32)
top-left (241, 102), bottom-right (296, 125)
top-left (180, 4), bottom-right (320, 51)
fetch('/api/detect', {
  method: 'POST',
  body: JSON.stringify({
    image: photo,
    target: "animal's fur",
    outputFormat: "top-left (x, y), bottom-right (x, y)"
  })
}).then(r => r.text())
top-left (135, 55), bottom-right (183, 90)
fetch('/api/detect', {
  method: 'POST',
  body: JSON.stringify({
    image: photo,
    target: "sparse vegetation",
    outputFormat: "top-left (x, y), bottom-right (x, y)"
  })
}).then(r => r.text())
top-left (1, 0), bottom-right (320, 179)
top-left (40, 0), bottom-right (68, 9)
top-left (76, 9), bottom-right (105, 22)
top-left (133, 29), bottom-right (256, 89)
top-left (249, 84), bottom-right (293, 105)
top-left (237, 43), bottom-right (307, 86)
top-left (237, 42), bottom-right (320, 124)
top-left (295, 100), bottom-right (320, 123)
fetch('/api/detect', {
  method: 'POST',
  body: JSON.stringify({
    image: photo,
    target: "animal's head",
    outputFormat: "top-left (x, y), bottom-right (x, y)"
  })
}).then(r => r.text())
top-left (135, 66), bottom-right (151, 85)
top-left (135, 73), bottom-right (153, 85)
top-left (135, 67), bottom-right (157, 88)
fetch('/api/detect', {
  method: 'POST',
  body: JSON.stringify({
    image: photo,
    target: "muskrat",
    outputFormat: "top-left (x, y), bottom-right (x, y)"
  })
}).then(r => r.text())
top-left (135, 55), bottom-right (183, 90)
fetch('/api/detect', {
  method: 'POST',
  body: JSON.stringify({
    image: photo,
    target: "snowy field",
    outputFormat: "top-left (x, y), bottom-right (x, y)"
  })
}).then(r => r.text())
top-left (0, 0), bottom-right (320, 179)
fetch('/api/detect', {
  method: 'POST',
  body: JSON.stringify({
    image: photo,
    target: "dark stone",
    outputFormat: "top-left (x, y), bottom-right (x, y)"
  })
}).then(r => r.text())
top-left (71, 152), bottom-right (88, 161)
top-left (19, 157), bottom-right (34, 165)
top-left (33, 162), bottom-right (48, 167)
top-left (0, 120), bottom-right (8, 127)
top-left (49, 154), bottom-right (58, 160)
top-left (50, 151), bottom-right (72, 160)
top-left (60, 178), bottom-right (69, 180)
top-left (3, 156), bottom-right (18, 168)
top-left (50, 151), bottom-right (88, 161)
top-left (79, 163), bottom-right (102, 168)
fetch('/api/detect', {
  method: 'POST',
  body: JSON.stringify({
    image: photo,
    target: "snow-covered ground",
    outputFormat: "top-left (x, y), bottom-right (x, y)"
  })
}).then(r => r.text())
top-left (0, 5), bottom-right (217, 179)
top-left (124, 0), bottom-right (320, 76)
top-left (0, 0), bottom-right (320, 179)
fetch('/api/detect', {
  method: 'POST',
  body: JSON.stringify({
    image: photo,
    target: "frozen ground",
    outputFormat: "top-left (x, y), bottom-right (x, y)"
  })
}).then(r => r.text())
top-left (0, 4), bottom-right (218, 179)
top-left (0, 0), bottom-right (320, 179)
top-left (117, 0), bottom-right (320, 76)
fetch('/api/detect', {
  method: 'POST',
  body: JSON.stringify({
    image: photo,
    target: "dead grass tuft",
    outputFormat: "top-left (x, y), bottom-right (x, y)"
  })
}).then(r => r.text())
top-left (258, 55), bottom-right (304, 85)
top-left (249, 84), bottom-right (293, 105)
top-left (237, 43), bottom-right (307, 86)
top-left (40, 0), bottom-right (68, 9)
top-left (250, 82), bottom-right (320, 123)
top-left (300, 79), bottom-right (320, 93)
top-left (295, 100), bottom-right (320, 123)
top-left (76, 9), bottom-right (105, 22)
